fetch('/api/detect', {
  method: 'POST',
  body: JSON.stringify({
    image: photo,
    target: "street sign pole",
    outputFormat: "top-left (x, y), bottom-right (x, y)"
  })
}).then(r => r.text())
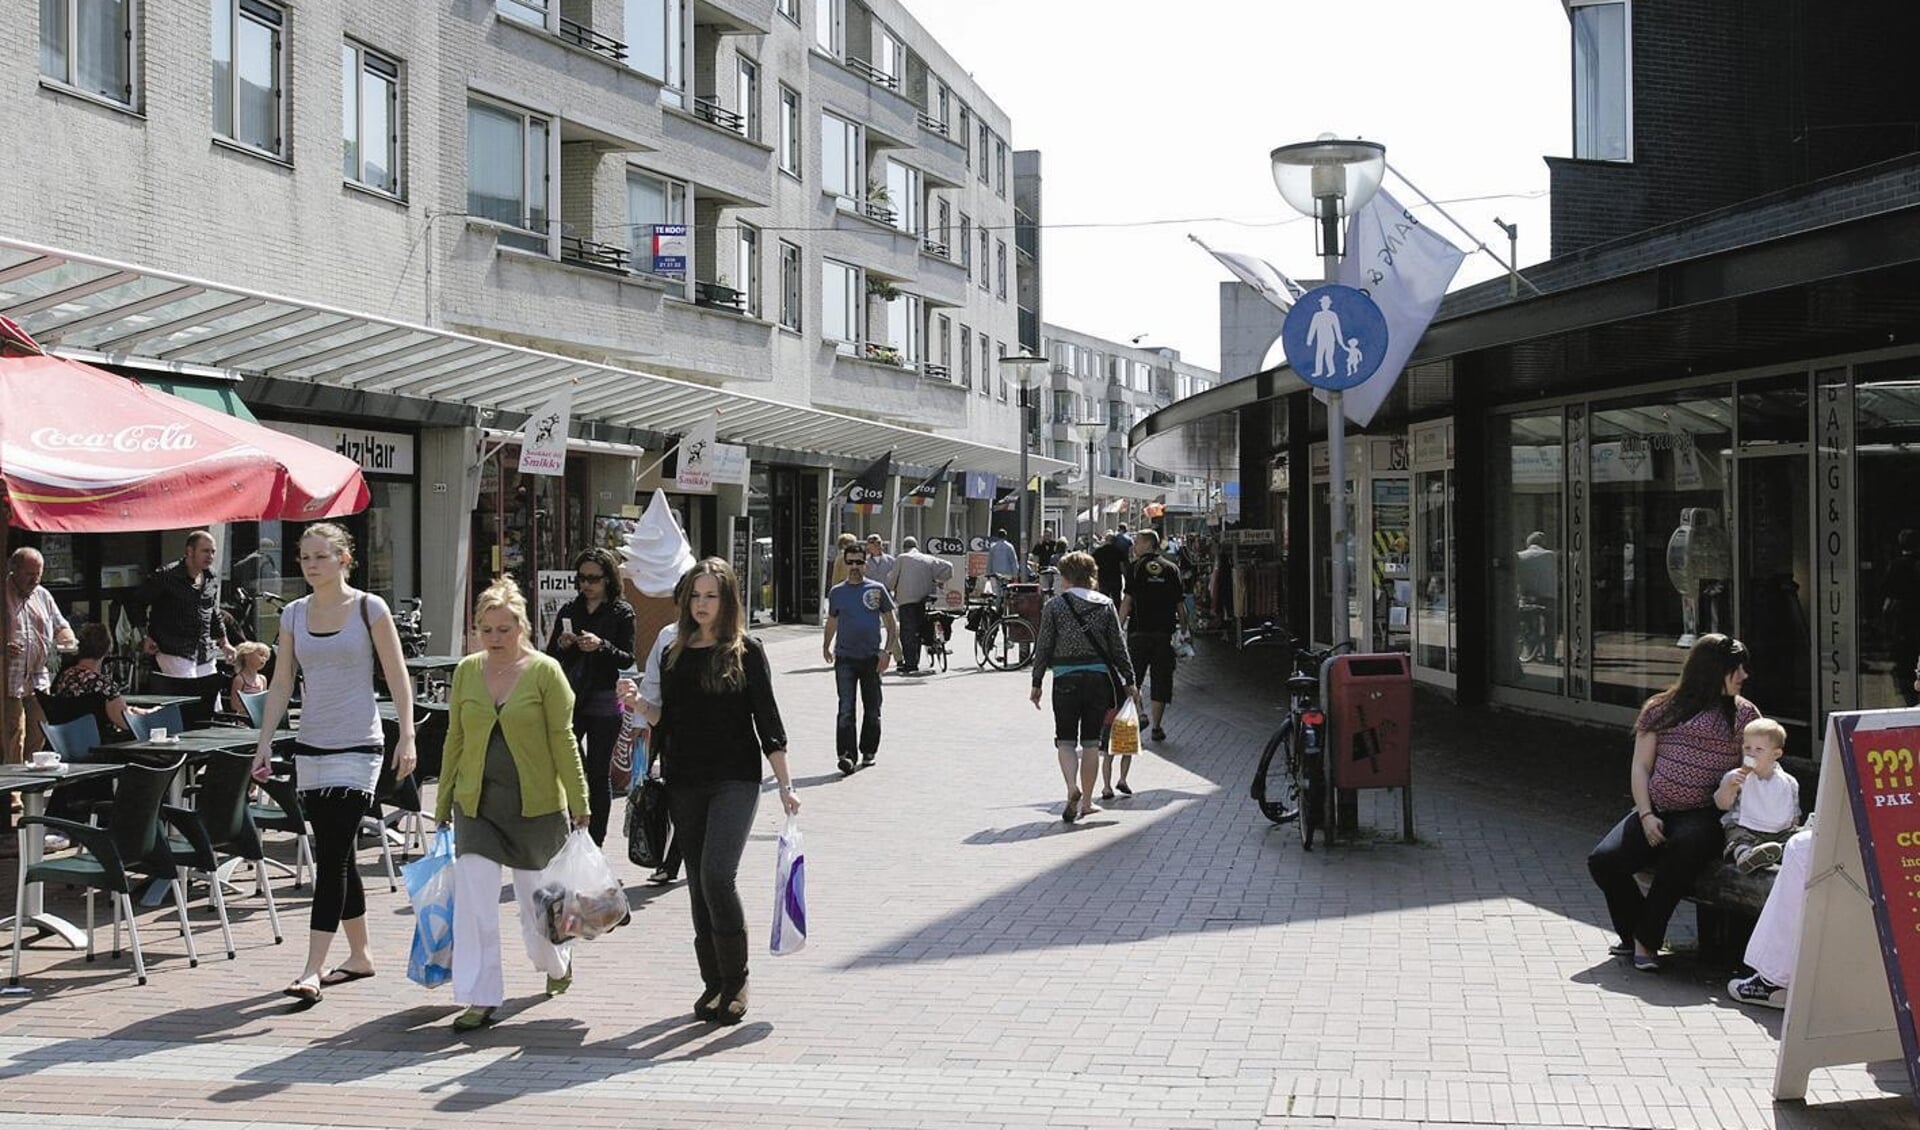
top-left (1324, 242), bottom-right (1347, 654)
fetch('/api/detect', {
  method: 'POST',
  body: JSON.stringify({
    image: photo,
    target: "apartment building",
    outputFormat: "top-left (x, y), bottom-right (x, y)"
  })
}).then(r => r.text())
top-left (6, 0), bottom-right (1062, 639)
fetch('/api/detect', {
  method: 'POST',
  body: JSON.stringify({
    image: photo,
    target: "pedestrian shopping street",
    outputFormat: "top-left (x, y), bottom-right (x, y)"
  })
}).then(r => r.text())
top-left (0, 629), bottom-right (1910, 1130)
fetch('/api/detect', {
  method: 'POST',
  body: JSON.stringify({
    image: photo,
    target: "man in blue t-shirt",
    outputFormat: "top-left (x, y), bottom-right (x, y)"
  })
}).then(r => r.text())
top-left (822, 544), bottom-right (899, 774)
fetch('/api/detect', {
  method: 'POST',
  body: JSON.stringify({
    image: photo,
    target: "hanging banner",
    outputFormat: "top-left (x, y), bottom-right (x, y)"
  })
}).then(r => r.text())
top-left (653, 224), bottom-right (688, 275)
top-left (673, 411), bottom-right (721, 492)
top-left (842, 453), bottom-right (891, 515)
top-left (903, 459), bottom-right (953, 508)
top-left (707, 442), bottom-right (749, 487)
top-left (1190, 234), bottom-right (1303, 313)
top-left (516, 387), bottom-right (573, 477)
top-left (964, 470), bottom-right (998, 501)
top-left (1330, 187), bottom-right (1466, 428)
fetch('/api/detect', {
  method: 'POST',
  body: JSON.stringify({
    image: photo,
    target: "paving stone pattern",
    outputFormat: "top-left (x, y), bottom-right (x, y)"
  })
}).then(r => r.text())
top-left (0, 628), bottom-right (1910, 1128)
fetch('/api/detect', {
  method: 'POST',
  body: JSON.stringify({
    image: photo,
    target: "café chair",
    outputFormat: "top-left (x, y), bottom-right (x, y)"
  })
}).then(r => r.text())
top-left (239, 690), bottom-right (269, 729)
top-left (248, 770), bottom-right (311, 891)
top-left (173, 750), bottom-right (285, 953)
top-left (361, 752), bottom-right (426, 894)
top-left (10, 755), bottom-right (196, 987)
top-left (126, 704), bottom-right (186, 743)
top-left (39, 715), bottom-right (101, 763)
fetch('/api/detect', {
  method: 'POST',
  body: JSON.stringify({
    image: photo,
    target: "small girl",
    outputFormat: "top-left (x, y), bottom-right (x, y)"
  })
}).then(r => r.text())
top-left (229, 641), bottom-right (272, 714)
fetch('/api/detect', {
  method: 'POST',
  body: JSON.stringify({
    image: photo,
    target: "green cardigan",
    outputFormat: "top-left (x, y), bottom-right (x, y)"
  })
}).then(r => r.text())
top-left (435, 651), bottom-right (590, 825)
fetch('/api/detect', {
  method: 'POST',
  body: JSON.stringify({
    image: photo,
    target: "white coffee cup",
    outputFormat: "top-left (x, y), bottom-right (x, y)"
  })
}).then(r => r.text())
top-left (30, 750), bottom-right (60, 769)
top-left (152, 726), bottom-right (170, 742)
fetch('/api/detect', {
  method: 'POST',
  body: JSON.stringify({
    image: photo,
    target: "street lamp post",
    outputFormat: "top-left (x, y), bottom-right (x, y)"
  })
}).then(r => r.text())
top-left (1269, 136), bottom-right (1386, 650)
top-left (1076, 419), bottom-right (1104, 544)
top-left (999, 353), bottom-right (1050, 566)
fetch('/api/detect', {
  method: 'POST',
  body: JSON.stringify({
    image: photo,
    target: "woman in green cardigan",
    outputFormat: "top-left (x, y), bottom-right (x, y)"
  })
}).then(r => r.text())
top-left (435, 577), bottom-right (591, 1031)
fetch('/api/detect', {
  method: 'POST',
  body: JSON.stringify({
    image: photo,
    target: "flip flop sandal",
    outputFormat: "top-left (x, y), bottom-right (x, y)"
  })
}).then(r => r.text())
top-left (320, 967), bottom-right (375, 986)
top-left (1115, 782), bottom-right (1133, 796)
top-left (281, 980), bottom-right (323, 1004)
top-left (1063, 791), bottom-right (1081, 823)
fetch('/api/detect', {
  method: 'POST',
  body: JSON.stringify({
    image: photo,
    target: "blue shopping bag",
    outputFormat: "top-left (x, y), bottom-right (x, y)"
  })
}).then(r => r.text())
top-left (769, 816), bottom-right (806, 956)
top-left (403, 828), bottom-right (457, 988)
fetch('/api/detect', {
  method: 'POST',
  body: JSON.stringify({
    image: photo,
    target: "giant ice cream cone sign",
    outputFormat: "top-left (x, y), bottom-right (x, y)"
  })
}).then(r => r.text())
top-left (621, 489), bottom-right (697, 654)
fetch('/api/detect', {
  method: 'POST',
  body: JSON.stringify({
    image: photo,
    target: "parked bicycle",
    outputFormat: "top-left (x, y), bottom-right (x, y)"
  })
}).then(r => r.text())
top-left (921, 599), bottom-right (960, 673)
top-left (393, 596), bottom-right (432, 659)
top-left (964, 574), bottom-right (1036, 671)
top-left (1245, 622), bottom-right (1355, 850)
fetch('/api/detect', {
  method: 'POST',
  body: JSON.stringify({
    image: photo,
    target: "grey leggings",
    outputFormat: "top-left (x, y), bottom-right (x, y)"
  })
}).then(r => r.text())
top-left (666, 780), bottom-right (761, 938)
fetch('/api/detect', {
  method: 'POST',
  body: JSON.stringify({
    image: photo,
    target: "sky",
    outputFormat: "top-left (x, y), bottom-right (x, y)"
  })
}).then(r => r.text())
top-left (903, 0), bottom-right (1572, 373)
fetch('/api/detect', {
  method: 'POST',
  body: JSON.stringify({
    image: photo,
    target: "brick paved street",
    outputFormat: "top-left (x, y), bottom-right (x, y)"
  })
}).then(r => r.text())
top-left (0, 628), bottom-right (1912, 1129)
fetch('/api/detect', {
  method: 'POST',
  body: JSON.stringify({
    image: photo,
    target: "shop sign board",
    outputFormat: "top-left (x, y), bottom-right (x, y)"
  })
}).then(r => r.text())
top-left (517, 388), bottom-right (572, 477)
top-left (1409, 419), bottom-right (1452, 472)
top-left (1223, 528), bottom-right (1275, 546)
top-left (264, 421), bottom-right (414, 476)
top-left (535, 569), bottom-right (573, 641)
top-left (1776, 709), bottom-right (1920, 1112)
top-left (923, 536), bottom-right (969, 610)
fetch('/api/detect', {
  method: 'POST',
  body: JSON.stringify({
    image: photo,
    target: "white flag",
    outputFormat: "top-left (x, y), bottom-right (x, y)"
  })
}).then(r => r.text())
top-left (516, 386), bottom-right (573, 476)
top-left (674, 409), bottom-right (721, 492)
top-left (1327, 188), bottom-right (1465, 428)
top-left (1190, 235), bottom-right (1304, 314)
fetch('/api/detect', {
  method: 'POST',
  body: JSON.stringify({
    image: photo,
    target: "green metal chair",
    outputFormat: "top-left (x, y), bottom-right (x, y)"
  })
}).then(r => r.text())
top-left (10, 754), bottom-right (197, 987)
top-left (126, 703), bottom-right (185, 742)
top-left (174, 749), bottom-right (284, 953)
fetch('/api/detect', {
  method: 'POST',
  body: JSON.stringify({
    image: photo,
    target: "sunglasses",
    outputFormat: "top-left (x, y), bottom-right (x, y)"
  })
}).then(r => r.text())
top-left (575, 573), bottom-right (607, 584)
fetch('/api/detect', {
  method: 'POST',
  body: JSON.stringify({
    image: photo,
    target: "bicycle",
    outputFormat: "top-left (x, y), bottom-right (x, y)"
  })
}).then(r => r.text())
top-left (1245, 622), bottom-right (1355, 850)
top-left (964, 574), bottom-right (1036, 671)
top-left (921, 600), bottom-right (960, 673)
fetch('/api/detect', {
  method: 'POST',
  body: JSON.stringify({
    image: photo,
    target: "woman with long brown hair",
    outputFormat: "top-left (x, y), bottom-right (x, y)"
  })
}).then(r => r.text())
top-left (620, 557), bottom-right (797, 1024)
top-left (1587, 633), bottom-right (1759, 972)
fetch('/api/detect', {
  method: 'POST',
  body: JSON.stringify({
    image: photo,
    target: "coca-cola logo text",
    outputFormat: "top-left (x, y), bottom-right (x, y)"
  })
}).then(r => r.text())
top-left (30, 424), bottom-right (199, 454)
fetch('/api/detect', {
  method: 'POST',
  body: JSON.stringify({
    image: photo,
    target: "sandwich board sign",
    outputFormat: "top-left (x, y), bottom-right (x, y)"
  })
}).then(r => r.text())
top-left (1775, 707), bottom-right (1920, 1112)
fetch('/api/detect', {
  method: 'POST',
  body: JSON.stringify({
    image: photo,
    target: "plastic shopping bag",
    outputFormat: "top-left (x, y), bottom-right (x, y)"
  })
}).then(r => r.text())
top-left (769, 816), bottom-right (806, 955)
top-left (1171, 628), bottom-right (1196, 659)
top-left (402, 828), bottom-right (457, 988)
top-left (625, 776), bottom-right (671, 868)
top-left (1108, 695), bottom-right (1141, 755)
top-left (531, 828), bottom-right (631, 944)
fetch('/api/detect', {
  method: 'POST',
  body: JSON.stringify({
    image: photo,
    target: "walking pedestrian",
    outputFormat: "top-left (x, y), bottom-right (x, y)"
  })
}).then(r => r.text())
top-left (1586, 633), bottom-right (1757, 972)
top-left (251, 523), bottom-right (417, 1004)
top-left (435, 577), bottom-right (590, 1031)
top-left (889, 536), bottom-right (952, 676)
top-left (1091, 530), bottom-right (1129, 605)
top-left (131, 530), bottom-right (238, 687)
top-left (823, 543), bottom-right (898, 773)
top-left (626, 605), bottom-right (687, 886)
top-left (648, 558), bottom-right (799, 1023)
top-left (1030, 551), bottom-right (1136, 823)
top-left (545, 546), bottom-right (636, 847)
top-left (986, 528), bottom-right (1022, 581)
top-left (863, 534), bottom-right (897, 589)
top-left (1114, 528), bottom-right (1187, 793)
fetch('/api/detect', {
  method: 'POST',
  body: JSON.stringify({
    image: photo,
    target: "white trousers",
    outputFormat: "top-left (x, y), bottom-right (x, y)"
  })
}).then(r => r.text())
top-left (1744, 827), bottom-right (1814, 986)
top-left (154, 654), bottom-right (217, 679)
top-left (451, 852), bottom-right (570, 1008)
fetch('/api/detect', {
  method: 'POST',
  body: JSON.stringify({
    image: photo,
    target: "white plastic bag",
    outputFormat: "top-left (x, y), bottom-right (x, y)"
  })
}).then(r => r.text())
top-left (1172, 628), bottom-right (1196, 659)
top-left (402, 828), bottom-right (456, 988)
top-left (769, 816), bottom-right (807, 956)
top-left (530, 828), bottom-right (631, 944)
top-left (1108, 695), bottom-right (1141, 755)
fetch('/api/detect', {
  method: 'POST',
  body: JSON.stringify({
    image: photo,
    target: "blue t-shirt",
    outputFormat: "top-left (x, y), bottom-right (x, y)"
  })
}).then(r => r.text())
top-left (828, 579), bottom-right (895, 658)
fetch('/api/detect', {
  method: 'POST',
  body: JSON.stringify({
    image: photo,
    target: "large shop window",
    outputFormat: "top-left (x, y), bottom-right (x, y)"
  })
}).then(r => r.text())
top-left (1489, 411), bottom-right (1566, 695)
top-left (1857, 361), bottom-right (1920, 710)
top-left (1587, 389), bottom-right (1733, 710)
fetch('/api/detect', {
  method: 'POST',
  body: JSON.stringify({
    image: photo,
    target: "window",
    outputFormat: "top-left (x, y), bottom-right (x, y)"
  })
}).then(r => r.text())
top-left (876, 29), bottom-right (902, 86)
top-left (626, 169), bottom-right (687, 280)
top-left (1571, 0), bottom-right (1630, 161)
top-left (996, 341), bottom-right (1009, 400)
top-left (628, 0), bottom-right (686, 108)
top-left (981, 336), bottom-right (993, 397)
top-left (885, 293), bottom-right (921, 365)
top-left (959, 214), bottom-right (971, 275)
top-left (935, 315), bottom-right (951, 374)
top-left (778, 0), bottom-right (799, 22)
top-left (813, 0), bottom-right (837, 53)
top-left (931, 80), bottom-right (949, 130)
top-left (497, 0), bottom-right (547, 28)
top-left (778, 85), bottom-right (800, 175)
top-left (995, 140), bottom-right (1007, 197)
top-left (823, 259), bottom-right (858, 346)
top-left (979, 229), bottom-right (990, 290)
top-left (735, 222), bottom-right (761, 317)
top-left (978, 123), bottom-right (991, 183)
top-left (995, 239), bottom-right (1007, 299)
top-left (959, 107), bottom-right (971, 168)
top-left (342, 42), bottom-right (401, 196)
top-left (735, 55), bottom-right (760, 141)
top-left (779, 240), bottom-right (802, 331)
top-left (935, 199), bottom-right (951, 253)
top-left (470, 98), bottom-right (553, 253)
top-left (959, 324), bottom-right (972, 387)
top-left (40, 0), bottom-right (134, 105)
top-left (821, 110), bottom-right (859, 206)
top-left (885, 160), bottom-right (921, 235)
top-left (212, 0), bottom-right (286, 156)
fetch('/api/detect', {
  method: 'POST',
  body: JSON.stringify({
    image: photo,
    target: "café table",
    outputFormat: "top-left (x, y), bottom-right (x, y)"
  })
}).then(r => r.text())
top-left (0, 762), bottom-right (127, 956)
top-left (403, 655), bottom-right (461, 704)
top-left (121, 693), bottom-right (200, 713)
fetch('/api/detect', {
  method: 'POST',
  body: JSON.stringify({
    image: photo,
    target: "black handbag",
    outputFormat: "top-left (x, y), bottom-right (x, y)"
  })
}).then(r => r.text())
top-left (625, 777), bottom-right (672, 868)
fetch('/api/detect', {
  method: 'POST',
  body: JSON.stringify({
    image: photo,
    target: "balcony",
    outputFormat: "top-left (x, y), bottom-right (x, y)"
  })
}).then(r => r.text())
top-left (921, 362), bottom-right (952, 383)
top-left (921, 238), bottom-right (949, 258)
top-left (692, 95), bottom-right (746, 134)
top-left (559, 235), bottom-right (631, 274)
top-left (557, 16), bottom-right (628, 63)
top-left (917, 112), bottom-right (948, 137)
top-left (861, 340), bottom-right (914, 369)
top-left (846, 57), bottom-right (902, 91)
top-left (694, 279), bottom-right (747, 312)
top-left (861, 198), bottom-right (899, 226)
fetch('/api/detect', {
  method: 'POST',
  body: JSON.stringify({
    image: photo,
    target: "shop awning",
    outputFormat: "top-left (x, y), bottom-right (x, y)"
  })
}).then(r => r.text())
top-left (0, 238), bottom-right (1069, 480)
top-left (137, 376), bottom-right (259, 423)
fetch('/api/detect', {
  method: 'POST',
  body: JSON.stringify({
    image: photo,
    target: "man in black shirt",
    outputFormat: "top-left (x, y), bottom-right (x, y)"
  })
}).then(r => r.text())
top-left (1029, 525), bottom-right (1067, 588)
top-left (1091, 531), bottom-right (1128, 605)
top-left (1119, 529), bottom-right (1187, 747)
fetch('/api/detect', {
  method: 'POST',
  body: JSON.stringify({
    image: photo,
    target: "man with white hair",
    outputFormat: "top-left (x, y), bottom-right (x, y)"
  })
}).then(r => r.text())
top-left (889, 537), bottom-right (953, 676)
top-left (5, 547), bottom-right (75, 767)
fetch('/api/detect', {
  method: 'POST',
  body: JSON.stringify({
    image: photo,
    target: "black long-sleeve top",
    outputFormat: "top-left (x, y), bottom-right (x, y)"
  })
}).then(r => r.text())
top-left (656, 637), bottom-right (788, 787)
top-left (544, 595), bottom-right (636, 716)
top-left (129, 560), bottom-right (235, 664)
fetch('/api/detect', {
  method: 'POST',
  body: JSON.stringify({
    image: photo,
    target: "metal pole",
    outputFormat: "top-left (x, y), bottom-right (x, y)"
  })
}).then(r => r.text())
top-left (1017, 386), bottom-right (1030, 572)
top-left (1321, 209), bottom-right (1348, 651)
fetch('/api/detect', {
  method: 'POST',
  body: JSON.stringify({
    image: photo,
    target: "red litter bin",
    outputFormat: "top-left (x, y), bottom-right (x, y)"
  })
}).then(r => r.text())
top-left (1323, 652), bottom-right (1413, 792)
top-left (1004, 582), bottom-right (1043, 624)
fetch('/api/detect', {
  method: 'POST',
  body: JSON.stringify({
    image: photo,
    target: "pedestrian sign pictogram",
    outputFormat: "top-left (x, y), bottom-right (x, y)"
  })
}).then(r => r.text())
top-left (1280, 284), bottom-right (1389, 392)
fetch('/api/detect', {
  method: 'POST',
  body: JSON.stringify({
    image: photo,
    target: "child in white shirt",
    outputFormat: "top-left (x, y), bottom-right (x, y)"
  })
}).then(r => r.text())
top-left (1714, 716), bottom-right (1801, 873)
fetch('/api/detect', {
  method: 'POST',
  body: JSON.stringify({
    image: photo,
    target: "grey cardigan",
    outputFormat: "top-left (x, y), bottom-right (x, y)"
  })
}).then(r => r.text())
top-left (1031, 589), bottom-right (1136, 689)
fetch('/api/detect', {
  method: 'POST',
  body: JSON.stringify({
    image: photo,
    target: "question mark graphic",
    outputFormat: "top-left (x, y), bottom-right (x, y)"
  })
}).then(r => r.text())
top-left (1903, 747), bottom-right (1916, 788)
top-left (1869, 748), bottom-right (1888, 790)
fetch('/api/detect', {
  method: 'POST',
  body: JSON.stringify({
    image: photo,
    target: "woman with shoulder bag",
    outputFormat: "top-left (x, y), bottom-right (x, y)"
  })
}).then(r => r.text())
top-left (1029, 551), bottom-right (1137, 824)
top-left (251, 523), bottom-right (417, 1004)
top-left (544, 547), bottom-right (636, 848)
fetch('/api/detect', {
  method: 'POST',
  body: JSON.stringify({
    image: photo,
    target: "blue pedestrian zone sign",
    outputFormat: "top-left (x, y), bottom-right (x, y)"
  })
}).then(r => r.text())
top-left (1281, 284), bottom-right (1389, 392)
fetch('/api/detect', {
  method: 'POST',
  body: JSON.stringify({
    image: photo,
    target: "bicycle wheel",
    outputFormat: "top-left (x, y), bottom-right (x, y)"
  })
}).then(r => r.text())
top-left (1251, 719), bottom-right (1301, 825)
top-left (979, 617), bottom-right (1035, 670)
top-left (1297, 733), bottom-right (1326, 851)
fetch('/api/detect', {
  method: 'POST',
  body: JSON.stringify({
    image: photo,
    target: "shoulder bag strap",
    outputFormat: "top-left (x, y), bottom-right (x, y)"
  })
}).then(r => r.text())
top-left (1058, 595), bottom-right (1123, 694)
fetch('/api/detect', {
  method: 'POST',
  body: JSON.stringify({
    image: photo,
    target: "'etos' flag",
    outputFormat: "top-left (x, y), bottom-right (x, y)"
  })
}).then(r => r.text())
top-left (903, 459), bottom-right (952, 508)
top-left (841, 452), bottom-right (891, 515)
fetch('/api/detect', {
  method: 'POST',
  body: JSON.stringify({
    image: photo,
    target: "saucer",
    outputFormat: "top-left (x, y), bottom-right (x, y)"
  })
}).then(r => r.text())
top-left (149, 736), bottom-right (181, 745)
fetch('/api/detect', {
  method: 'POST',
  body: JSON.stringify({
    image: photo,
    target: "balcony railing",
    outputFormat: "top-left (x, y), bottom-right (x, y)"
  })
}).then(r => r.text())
top-left (917, 112), bottom-right (948, 136)
top-left (694, 280), bottom-right (746, 311)
top-left (921, 362), bottom-right (952, 383)
top-left (557, 16), bottom-right (628, 62)
top-left (692, 96), bottom-right (747, 133)
top-left (921, 239), bottom-right (949, 258)
top-left (559, 235), bottom-right (631, 274)
top-left (861, 198), bottom-right (898, 226)
top-left (846, 58), bottom-right (900, 90)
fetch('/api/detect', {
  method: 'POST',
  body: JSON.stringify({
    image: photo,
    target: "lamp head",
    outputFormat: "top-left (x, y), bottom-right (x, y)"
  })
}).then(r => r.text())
top-left (998, 352), bottom-right (1050, 388)
top-left (1270, 136), bottom-right (1387, 222)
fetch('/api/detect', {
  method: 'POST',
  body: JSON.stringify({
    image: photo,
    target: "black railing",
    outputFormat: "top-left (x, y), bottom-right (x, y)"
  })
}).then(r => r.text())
top-left (692, 96), bottom-right (747, 134)
top-left (846, 58), bottom-right (899, 89)
top-left (921, 239), bottom-right (949, 258)
top-left (921, 362), bottom-right (952, 382)
top-left (560, 235), bottom-right (632, 273)
top-left (694, 280), bottom-right (746, 311)
top-left (917, 112), bottom-right (948, 136)
top-left (861, 198), bottom-right (897, 225)
top-left (557, 16), bottom-right (628, 62)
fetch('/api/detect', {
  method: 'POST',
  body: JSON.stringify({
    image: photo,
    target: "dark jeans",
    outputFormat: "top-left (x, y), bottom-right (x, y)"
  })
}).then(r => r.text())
top-left (834, 656), bottom-right (882, 757)
top-left (1129, 632), bottom-right (1176, 704)
top-left (573, 711), bottom-right (621, 846)
top-left (898, 601), bottom-right (926, 670)
top-left (302, 787), bottom-right (373, 934)
top-left (1051, 671), bottom-right (1114, 746)
top-left (1587, 806), bottom-right (1725, 950)
top-left (667, 779), bottom-right (759, 938)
